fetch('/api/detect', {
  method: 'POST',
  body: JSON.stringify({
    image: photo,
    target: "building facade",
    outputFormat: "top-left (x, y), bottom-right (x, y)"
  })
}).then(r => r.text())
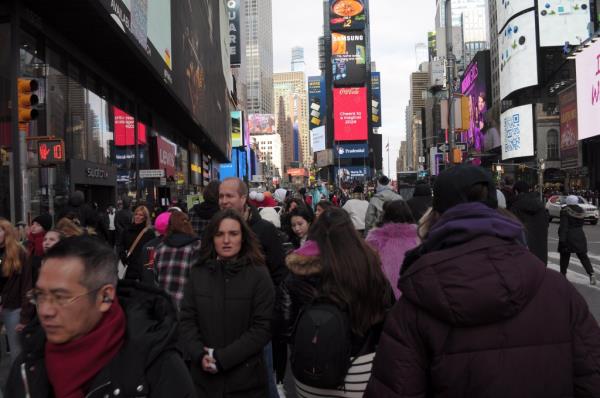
top-left (251, 133), bottom-right (282, 178)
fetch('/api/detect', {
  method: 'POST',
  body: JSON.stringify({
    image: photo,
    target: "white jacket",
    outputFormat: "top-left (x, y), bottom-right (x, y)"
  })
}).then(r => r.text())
top-left (343, 198), bottom-right (369, 231)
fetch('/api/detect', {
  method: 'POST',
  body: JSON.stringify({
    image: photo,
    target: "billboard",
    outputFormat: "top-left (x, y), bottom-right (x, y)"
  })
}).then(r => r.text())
top-left (311, 126), bottom-right (326, 153)
top-left (335, 142), bottom-right (369, 159)
top-left (539, 0), bottom-right (591, 47)
top-left (501, 104), bottom-right (535, 160)
top-left (231, 111), bottom-right (243, 147)
top-left (371, 72), bottom-right (382, 127)
top-left (308, 76), bottom-right (326, 129)
top-left (248, 114), bottom-right (276, 135)
top-left (329, 0), bottom-right (366, 31)
top-left (333, 87), bottom-right (368, 141)
top-left (335, 166), bottom-right (368, 181)
top-left (227, 0), bottom-right (241, 65)
top-left (113, 106), bottom-right (147, 146)
top-left (459, 51), bottom-right (499, 153)
top-left (499, 11), bottom-right (538, 100)
top-left (559, 87), bottom-right (579, 168)
top-left (576, 39), bottom-right (600, 140)
top-left (332, 32), bottom-right (367, 86)
top-left (155, 135), bottom-right (177, 177)
top-left (496, 0), bottom-right (535, 33)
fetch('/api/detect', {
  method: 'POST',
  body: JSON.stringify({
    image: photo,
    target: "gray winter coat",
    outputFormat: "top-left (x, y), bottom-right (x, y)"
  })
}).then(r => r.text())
top-left (365, 188), bottom-right (402, 232)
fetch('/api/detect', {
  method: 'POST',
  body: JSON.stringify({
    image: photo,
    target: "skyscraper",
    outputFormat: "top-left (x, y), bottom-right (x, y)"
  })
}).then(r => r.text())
top-left (291, 46), bottom-right (305, 72)
top-left (244, 0), bottom-right (274, 114)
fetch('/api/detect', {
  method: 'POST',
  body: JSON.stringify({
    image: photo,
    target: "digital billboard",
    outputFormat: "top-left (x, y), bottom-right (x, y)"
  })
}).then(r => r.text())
top-left (371, 72), bottom-right (382, 127)
top-left (499, 11), bottom-right (538, 100)
top-left (496, 0), bottom-right (535, 33)
top-left (332, 32), bottom-right (367, 86)
top-left (576, 38), bottom-right (600, 140)
top-left (335, 166), bottom-right (368, 181)
top-left (231, 111), bottom-right (243, 147)
top-left (559, 87), bottom-right (579, 168)
top-left (227, 0), bottom-right (241, 65)
top-left (459, 51), bottom-right (498, 153)
top-left (539, 0), bottom-right (591, 47)
top-left (329, 0), bottom-right (366, 31)
top-left (308, 76), bottom-right (326, 129)
top-left (248, 114), bottom-right (276, 135)
top-left (335, 142), bottom-right (368, 159)
top-left (311, 126), bottom-right (326, 153)
top-left (113, 106), bottom-right (147, 146)
top-left (501, 104), bottom-right (534, 160)
top-left (334, 87), bottom-right (368, 141)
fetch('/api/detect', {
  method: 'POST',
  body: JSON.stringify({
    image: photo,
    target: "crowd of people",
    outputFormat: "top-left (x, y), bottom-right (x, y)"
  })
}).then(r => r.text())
top-left (0, 165), bottom-right (599, 397)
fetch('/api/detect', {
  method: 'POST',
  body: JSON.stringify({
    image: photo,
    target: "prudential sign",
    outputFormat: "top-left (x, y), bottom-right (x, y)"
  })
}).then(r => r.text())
top-left (335, 143), bottom-right (369, 159)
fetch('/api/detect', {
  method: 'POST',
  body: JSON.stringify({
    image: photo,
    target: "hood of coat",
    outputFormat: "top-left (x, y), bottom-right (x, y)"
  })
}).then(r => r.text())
top-left (511, 192), bottom-right (545, 214)
top-left (286, 251), bottom-right (322, 277)
top-left (163, 233), bottom-right (200, 248)
top-left (192, 201), bottom-right (220, 219)
top-left (564, 204), bottom-right (586, 219)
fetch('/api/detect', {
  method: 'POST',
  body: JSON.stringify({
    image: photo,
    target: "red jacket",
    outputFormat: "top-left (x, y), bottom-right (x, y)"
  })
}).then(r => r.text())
top-left (366, 235), bottom-right (600, 397)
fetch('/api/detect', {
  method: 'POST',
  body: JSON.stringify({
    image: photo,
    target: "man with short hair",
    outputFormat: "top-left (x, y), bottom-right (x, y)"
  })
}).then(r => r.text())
top-left (365, 175), bottom-right (402, 233)
top-left (6, 236), bottom-right (196, 398)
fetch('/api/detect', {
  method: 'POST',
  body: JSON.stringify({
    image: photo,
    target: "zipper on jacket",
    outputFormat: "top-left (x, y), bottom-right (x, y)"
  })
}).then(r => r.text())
top-left (85, 381), bottom-right (111, 398)
top-left (20, 363), bottom-right (31, 398)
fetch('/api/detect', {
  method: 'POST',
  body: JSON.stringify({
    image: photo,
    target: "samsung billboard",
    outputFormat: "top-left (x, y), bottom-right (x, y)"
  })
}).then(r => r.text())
top-left (576, 39), bottom-right (600, 140)
top-left (499, 10), bottom-right (538, 100)
top-left (332, 32), bottom-right (367, 86)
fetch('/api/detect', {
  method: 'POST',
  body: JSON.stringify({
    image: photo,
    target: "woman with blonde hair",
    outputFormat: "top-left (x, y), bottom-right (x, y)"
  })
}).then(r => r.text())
top-left (118, 205), bottom-right (155, 280)
top-left (55, 217), bottom-right (84, 238)
top-left (0, 218), bottom-right (33, 365)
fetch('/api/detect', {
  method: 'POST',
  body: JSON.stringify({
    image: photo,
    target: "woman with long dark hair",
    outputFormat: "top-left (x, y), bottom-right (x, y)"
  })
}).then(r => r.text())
top-left (288, 207), bottom-right (314, 249)
top-left (179, 209), bottom-right (275, 398)
top-left (277, 207), bottom-right (392, 397)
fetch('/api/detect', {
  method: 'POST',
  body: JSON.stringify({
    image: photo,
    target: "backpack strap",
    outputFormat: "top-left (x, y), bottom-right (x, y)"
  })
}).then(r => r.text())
top-left (126, 227), bottom-right (150, 259)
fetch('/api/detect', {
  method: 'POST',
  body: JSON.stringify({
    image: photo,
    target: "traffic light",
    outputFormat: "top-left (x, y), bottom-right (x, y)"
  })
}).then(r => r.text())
top-left (17, 78), bottom-right (39, 123)
top-left (452, 148), bottom-right (463, 163)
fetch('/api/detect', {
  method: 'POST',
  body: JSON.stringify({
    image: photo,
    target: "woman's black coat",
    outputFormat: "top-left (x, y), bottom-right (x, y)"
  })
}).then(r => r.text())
top-left (559, 205), bottom-right (588, 254)
top-left (118, 222), bottom-right (155, 280)
top-left (179, 257), bottom-right (274, 398)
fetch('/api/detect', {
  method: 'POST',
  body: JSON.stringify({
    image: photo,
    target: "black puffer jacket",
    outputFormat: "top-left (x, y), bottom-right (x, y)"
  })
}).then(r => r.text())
top-left (510, 192), bottom-right (549, 264)
top-left (406, 184), bottom-right (432, 222)
top-left (179, 257), bottom-right (274, 398)
top-left (119, 222), bottom-right (156, 280)
top-left (559, 205), bottom-right (588, 253)
top-left (6, 280), bottom-right (196, 398)
top-left (248, 206), bottom-right (287, 287)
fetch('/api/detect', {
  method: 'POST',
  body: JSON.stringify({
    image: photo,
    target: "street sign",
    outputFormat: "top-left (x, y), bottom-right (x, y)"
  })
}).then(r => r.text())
top-left (139, 169), bottom-right (165, 178)
top-left (437, 143), bottom-right (449, 152)
top-left (437, 142), bottom-right (467, 153)
top-left (38, 139), bottom-right (65, 166)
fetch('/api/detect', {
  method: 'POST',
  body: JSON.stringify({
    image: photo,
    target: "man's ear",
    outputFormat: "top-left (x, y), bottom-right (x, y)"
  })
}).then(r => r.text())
top-left (98, 285), bottom-right (116, 313)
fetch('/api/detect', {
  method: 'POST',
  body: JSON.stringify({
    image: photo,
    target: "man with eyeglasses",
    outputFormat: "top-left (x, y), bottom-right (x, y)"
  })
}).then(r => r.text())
top-left (6, 236), bottom-right (196, 398)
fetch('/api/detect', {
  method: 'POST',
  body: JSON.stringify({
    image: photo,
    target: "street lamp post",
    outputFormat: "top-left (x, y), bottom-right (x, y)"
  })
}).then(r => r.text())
top-left (445, 0), bottom-right (456, 163)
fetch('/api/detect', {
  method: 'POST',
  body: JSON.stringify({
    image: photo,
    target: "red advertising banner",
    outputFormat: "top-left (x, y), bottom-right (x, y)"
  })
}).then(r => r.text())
top-left (333, 87), bottom-right (367, 141)
top-left (156, 135), bottom-right (177, 177)
top-left (114, 106), bottom-right (147, 146)
top-left (559, 87), bottom-right (578, 168)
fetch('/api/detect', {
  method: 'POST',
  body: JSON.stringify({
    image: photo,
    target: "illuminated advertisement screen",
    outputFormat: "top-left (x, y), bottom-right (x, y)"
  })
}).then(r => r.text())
top-left (576, 39), bottom-right (600, 140)
top-left (113, 106), bottom-right (147, 146)
top-left (227, 0), bottom-right (241, 65)
top-left (332, 32), bottom-right (367, 86)
top-left (371, 72), bottom-right (382, 127)
top-left (333, 87), bottom-right (368, 141)
top-left (248, 114), bottom-right (276, 135)
top-left (335, 142), bottom-right (368, 159)
top-left (501, 104), bottom-right (534, 160)
top-left (329, 0), bottom-right (366, 31)
top-left (559, 87), bottom-right (579, 167)
top-left (335, 166), bottom-right (368, 181)
top-left (459, 51), bottom-right (499, 153)
top-left (539, 0), bottom-right (591, 47)
top-left (496, 0), bottom-right (535, 33)
top-left (499, 11), bottom-right (538, 100)
top-left (231, 111), bottom-right (243, 147)
top-left (308, 76), bottom-right (326, 129)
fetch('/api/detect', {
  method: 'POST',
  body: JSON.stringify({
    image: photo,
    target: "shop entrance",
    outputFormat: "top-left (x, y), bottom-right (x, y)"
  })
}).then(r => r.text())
top-left (75, 184), bottom-right (115, 210)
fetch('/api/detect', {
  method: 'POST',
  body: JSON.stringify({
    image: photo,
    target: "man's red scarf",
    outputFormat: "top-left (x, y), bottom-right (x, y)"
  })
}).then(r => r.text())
top-left (45, 300), bottom-right (126, 398)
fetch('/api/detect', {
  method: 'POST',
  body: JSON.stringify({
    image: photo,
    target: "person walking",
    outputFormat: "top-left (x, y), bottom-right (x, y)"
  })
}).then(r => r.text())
top-left (366, 200), bottom-right (419, 299)
top-left (27, 213), bottom-right (53, 283)
top-left (0, 218), bottom-right (34, 366)
top-left (365, 175), bottom-right (402, 233)
top-left (288, 207), bottom-right (314, 249)
top-left (342, 185), bottom-right (369, 234)
top-left (6, 236), bottom-right (196, 397)
top-left (115, 197), bottom-right (133, 246)
top-left (104, 205), bottom-right (117, 247)
top-left (189, 180), bottom-right (220, 239)
top-left (559, 195), bottom-right (596, 284)
top-left (510, 181), bottom-right (549, 265)
top-left (179, 210), bottom-right (275, 398)
top-left (154, 211), bottom-right (201, 310)
top-left (140, 211), bottom-right (171, 271)
top-left (118, 206), bottom-right (155, 281)
top-left (277, 207), bottom-right (393, 397)
top-left (406, 182), bottom-right (432, 222)
top-left (42, 230), bottom-right (64, 253)
top-left (365, 165), bottom-right (600, 397)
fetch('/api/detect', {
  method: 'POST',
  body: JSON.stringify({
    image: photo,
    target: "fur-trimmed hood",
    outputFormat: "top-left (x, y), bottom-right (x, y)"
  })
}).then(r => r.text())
top-left (285, 251), bottom-right (322, 277)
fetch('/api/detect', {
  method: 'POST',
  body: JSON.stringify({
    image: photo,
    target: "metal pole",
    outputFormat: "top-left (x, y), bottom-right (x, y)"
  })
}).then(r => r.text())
top-left (10, 0), bottom-right (24, 223)
top-left (445, 0), bottom-right (456, 163)
top-left (387, 137), bottom-right (390, 177)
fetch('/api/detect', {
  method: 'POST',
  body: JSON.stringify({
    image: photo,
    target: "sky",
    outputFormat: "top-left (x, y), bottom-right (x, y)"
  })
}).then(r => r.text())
top-left (272, 0), bottom-right (436, 178)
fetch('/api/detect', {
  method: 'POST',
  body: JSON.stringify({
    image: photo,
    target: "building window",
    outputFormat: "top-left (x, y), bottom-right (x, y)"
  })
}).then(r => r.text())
top-left (547, 129), bottom-right (559, 161)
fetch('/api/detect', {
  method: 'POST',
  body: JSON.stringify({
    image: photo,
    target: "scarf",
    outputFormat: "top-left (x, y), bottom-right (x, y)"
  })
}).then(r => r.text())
top-left (28, 231), bottom-right (45, 257)
top-left (46, 300), bottom-right (126, 398)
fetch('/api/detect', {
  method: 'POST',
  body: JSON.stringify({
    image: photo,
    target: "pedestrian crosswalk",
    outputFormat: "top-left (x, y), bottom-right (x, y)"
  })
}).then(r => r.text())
top-left (547, 251), bottom-right (600, 289)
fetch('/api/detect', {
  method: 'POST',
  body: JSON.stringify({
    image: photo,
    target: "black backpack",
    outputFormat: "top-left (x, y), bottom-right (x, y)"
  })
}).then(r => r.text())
top-left (290, 300), bottom-right (353, 389)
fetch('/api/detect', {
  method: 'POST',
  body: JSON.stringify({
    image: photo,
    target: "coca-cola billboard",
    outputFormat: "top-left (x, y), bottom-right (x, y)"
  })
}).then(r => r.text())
top-left (333, 87), bottom-right (367, 141)
top-left (156, 135), bottom-right (177, 177)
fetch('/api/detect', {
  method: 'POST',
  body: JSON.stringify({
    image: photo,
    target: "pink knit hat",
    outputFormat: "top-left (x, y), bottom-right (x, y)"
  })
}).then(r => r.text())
top-left (154, 212), bottom-right (171, 235)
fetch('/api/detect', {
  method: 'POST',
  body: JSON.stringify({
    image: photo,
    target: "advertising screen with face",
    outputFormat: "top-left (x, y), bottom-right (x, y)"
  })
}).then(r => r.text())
top-left (576, 39), bottom-right (600, 140)
top-left (538, 0), bottom-right (591, 47)
top-left (335, 166), bottom-right (369, 182)
top-left (501, 104), bottom-right (534, 160)
top-left (460, 51), bottom-right (498, 154)
top-left (329, 0), bottom-right (366, 31)
top-left (248, 114), bottom-right (276, 135)
top-left (333, 87), bottom-right (368, 141)
top-left (496, 0), bottom-right (535, 33)
top-left (332, 32), bottom-right (368, 86)
top-left (499, 11), bottom-right (538, 100)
